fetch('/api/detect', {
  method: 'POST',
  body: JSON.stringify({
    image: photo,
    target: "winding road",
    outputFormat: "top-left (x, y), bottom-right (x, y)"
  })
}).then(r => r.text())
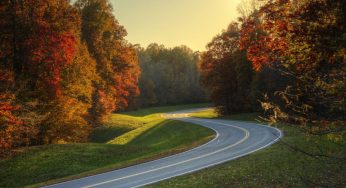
top-left (45, 109), bottom-right (282, 188)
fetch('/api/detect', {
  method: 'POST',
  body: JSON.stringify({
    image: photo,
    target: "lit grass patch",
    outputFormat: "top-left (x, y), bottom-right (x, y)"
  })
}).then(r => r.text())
top-left (189, 108), bottom-right (219, 118)
top-left (123, 103), bottom-right (210, 117)
top-left (190, 108), bottom-right (261, 122)
top-left (108, 119), bottom-right (164, 145)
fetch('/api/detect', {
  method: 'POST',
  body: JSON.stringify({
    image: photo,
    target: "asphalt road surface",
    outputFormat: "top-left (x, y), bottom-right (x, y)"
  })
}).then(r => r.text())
top-left (45, 109), bottom-right (282, 188)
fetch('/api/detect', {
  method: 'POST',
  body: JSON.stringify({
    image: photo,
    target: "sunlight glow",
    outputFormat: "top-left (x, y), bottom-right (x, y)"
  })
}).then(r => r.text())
top-left (111, 0), bottom-right (242, 51)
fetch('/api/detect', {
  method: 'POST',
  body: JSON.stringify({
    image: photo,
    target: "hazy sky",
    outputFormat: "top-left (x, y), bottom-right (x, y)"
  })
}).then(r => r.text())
top-left (111, 0), bottom-right (242, 51)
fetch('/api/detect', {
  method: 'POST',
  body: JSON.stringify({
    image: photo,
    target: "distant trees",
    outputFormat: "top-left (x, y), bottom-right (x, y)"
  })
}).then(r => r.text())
top-left (135, 44), bottom-right (207, 108)
top-left (0, 0), bottom-right (139, 155)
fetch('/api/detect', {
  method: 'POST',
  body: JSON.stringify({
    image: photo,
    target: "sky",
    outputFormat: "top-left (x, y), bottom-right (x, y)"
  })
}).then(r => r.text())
top-left (111, 0), bottom-right (242, 52)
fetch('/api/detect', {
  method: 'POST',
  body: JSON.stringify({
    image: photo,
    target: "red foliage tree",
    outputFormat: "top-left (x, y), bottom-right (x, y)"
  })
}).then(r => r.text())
top-left (18, 0), bottom-right (79, 98)
top-left (240, 0), bottom-right (346, 124)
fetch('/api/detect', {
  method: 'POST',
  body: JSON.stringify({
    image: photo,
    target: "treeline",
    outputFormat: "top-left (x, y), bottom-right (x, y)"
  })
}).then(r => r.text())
top-left (201, 0), bottom-right (345, 129)
top-left (132, 44), bottom-right (207, 108)
top-left (0, 0), bottom-right (140, 155)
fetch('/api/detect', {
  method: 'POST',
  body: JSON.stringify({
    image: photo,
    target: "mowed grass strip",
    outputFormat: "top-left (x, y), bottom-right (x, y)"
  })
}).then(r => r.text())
top-left (0, 104), bottom-right (214, 188)
top-left (151, 110), bottom-right (346, 187)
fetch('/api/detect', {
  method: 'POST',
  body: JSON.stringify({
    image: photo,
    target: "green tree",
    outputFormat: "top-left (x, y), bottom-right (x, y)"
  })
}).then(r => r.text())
top-left (137, 44), bottom-right (207, 107)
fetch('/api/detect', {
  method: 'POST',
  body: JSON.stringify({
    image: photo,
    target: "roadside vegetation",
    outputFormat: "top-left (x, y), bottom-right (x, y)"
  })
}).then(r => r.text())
top-left (0, 104), bottom-right (214, 188)
top-left (193, 0), bottom-right (345, 186)
top-left (0, 0), bottom-right (208, 157)
top-left (153, 110), bottom-right (346, 187)
top-left (1, 0), bottom-right (345, 187)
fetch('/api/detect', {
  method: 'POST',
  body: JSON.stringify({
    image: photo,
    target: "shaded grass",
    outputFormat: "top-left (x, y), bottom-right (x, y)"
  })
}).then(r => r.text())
top-left (0, 104), bottom-right (214, 188)
top-left (151, 110), bottom-right (346, 187)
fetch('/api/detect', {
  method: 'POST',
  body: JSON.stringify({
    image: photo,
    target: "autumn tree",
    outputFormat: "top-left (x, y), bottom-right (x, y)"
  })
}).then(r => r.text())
top-left (75, 0), bottom-right (140, 123)
top-left (240, 0), bottom-right (346, 127)
top-left (0, 0), bottom-right (100, 150)
top-left (239, 1), bottom-right (346, 185)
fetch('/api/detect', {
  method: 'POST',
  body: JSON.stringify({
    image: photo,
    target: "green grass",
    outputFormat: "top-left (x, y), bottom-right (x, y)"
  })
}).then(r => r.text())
top-left (190, 108), bottom-right (260, 122)
top-left (124, 103), bottom-right (210, 117)
top-left (189, 108), bottom-right (220, 118)
top-left (151, 110), bottom-right (346, 187)
top-left (0, 104), bottom-right (214, 188)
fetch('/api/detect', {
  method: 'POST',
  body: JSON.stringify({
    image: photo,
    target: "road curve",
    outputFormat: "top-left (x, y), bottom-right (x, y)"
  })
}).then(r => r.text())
top-left (44, 109), bottom-right (282, 188)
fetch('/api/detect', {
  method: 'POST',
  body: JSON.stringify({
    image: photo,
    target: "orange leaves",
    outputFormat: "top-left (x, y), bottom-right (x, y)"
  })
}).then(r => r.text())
top-left (92, 89), bottom-right (116, 123)
top-left (0, 101), bottom-right (22, 125)
top-left (239, 0), bottom-right (291, 71)
top-left (239, 0), bottom-right (346, 126)
top-left (0, 0), bottom-right (142, 150)
top-left (113, 47), bottom-right (140, 110)
top-left (77, 0), bottom-right (140, 120)
top-left (27, 29), bottom-right (77, 97)
top-left (0, 95), bottom-right (24, 155)
top-left (40, 96), bottom-right (92, 144)
top-left (0, 0), bottom-right (91, 151)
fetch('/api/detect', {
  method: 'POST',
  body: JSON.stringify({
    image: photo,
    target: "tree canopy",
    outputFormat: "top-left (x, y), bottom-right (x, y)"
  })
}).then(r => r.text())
top-left (0, 0), bottom-right (140, 155)
top-left (135, 44), bottom-right (207, 108)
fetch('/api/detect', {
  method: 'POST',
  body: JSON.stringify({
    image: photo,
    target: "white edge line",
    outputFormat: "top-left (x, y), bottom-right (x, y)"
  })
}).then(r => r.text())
top-left (133, 124), bottom-right (283, 188)
top-left (83, 119), bottom-right (250, 188)
top-left (43, 118), bottom-right (220, 188)
top-left (43, 116), bottom-right (282, 188)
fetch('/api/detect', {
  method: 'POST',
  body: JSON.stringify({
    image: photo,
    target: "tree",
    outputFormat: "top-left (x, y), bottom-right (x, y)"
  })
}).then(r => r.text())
top-left (75, 0), bottom-right (140, 123)
top-left (0, 0), bottom-right (100, 149)
top-left (239, 1), bottom-right (346, 185)
top-left (136, 44), bottom-right (207, 108)
top-left (240, 0), bottom-right (346, 126)
top-left (200, 23), bottom-right (253, 114)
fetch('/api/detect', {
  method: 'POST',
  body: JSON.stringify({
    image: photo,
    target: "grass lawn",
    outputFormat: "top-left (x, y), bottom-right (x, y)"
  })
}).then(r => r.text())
top-left (0, 103), bottom-right (214, 188)
top-left (151, 109), bottom-right (346, 187)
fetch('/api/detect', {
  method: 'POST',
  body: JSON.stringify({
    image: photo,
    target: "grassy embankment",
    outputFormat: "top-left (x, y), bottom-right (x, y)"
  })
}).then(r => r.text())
top-left (151, 108), bottom-right (346, 187)
top-left (0, 104), bottom-right (214, 188)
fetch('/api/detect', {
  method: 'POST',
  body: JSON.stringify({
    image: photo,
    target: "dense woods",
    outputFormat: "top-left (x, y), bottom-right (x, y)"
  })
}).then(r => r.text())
top-left (0, 1), bottom-right (344, 181)
top-left (200, 0), bottom-right (345, 131)
top-left (0, 0), bottom-right (140, 155)
top-left (75, 0), bottom-right (140, 123)
top-left (241, 0), bottom-right (345, 127)
top-left (0, 0), bottom-right (206, 155)
top-left (200, 23), bottom-right (254, 114)
top-left (199, 1), bottom-right (345, 185)
top-left (0, 0), bottom-right (345, 187)
top-left (135, 44), bottom-right (207, 108)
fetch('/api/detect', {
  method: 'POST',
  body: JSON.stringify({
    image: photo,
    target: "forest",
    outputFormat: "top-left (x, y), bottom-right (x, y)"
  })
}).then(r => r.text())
top-left (0, 0), bottom-right (345, 181)
top-left (0, 0), bottom-right (209, 155)
top-left (200, 0), bottom-right (345, 135)
top-left (135, 44), bottom-right (207, 108)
